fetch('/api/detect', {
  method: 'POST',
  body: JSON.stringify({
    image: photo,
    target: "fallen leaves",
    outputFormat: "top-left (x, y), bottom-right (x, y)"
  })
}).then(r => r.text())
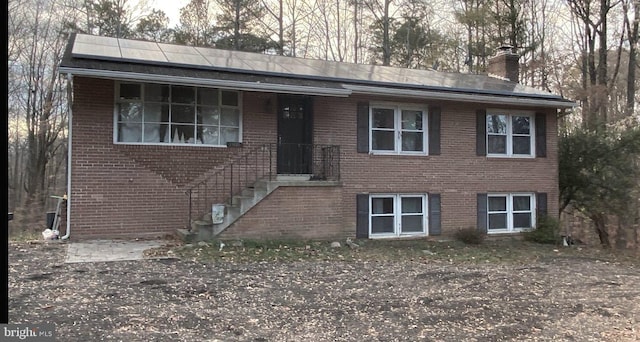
top-left (8, 240), bottom-right (640, 341)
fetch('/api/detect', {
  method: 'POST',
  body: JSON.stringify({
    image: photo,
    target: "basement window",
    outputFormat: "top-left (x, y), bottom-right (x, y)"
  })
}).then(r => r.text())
top-left (487, 193), bottom-right (536, 233)
top-left (370, 194), bottom-right (428, 237)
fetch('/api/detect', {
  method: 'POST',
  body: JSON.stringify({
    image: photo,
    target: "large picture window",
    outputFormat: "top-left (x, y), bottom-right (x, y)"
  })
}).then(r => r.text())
top-left (370, 104), bottom-right (427, 154)
top-left (115, 82), bottom-right (241, 146)
top-left (370, 194), bottom-right (427, 237)
top-left (487, 193), bottom-right (535, 233)
top-left (486, 111), bottom-right (533, 157)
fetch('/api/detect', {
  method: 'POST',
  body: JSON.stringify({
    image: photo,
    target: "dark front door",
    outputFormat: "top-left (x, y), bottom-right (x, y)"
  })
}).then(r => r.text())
top-left (277, 96), bottom-right (313, 174)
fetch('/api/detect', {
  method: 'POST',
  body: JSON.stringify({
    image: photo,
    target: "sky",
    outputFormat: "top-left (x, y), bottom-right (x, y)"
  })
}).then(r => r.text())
top-left (147, 0), bottom-right (189, 27)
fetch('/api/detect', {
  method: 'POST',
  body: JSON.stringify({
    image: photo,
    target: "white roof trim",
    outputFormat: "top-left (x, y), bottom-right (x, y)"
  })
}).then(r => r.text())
top-left (58, 66), bottom-right (353, 97)
top-left (342, 84), bottom-right (576, 108)
top-left (59, 66), bottom-right (575, 108)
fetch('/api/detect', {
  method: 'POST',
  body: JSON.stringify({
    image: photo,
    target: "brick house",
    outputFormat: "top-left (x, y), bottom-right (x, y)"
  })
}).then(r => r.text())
top-left (58, 34), bottom-right (574, 241)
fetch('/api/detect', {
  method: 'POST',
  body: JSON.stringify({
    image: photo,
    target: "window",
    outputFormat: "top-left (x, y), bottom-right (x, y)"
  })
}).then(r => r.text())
top-left (115, 82), bottom-right (241, 146)
top-left (487, 194), bottom-right (535, 233)
top-left (370, 194), bottom-right (427, 237)
top-left (486, 111), bottom-right (533, 156)
top-left (370, 104), bottom-right (427, 154)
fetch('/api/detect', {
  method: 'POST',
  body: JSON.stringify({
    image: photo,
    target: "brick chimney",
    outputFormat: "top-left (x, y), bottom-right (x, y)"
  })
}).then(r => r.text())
top-left (487, 45), bottom-right (520, 83)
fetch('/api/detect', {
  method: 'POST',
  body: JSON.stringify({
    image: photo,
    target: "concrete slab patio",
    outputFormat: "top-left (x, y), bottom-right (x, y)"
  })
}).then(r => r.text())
top-left (64, 239), bottom-right (168, 263)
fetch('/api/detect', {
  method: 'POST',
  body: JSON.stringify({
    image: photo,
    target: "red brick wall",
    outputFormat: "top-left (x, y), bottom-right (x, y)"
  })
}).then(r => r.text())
top-left (70, 77), bottom-right (276, 239)
top-left (71, 76), bottom-right (559, 240)
top-left (313, 95), bottom-right (559, 237)
top-left (220, 186), bottom-right (344, 240)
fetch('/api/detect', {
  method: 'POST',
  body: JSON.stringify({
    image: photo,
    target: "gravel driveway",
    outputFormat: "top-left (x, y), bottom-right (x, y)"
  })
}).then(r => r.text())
top-left (9, 240), bottom-right (640, 341)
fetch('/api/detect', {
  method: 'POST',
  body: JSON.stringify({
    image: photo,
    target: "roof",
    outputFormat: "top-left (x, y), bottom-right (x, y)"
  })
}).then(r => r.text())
top-left (59, 33), bottom-right (575, 108)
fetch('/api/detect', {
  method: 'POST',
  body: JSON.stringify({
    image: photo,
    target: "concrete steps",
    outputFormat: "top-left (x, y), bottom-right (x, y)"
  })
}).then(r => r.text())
top-left (177, 177), bottom-right (341, 242)
top-left (178, 179), bottom-right (275, 242)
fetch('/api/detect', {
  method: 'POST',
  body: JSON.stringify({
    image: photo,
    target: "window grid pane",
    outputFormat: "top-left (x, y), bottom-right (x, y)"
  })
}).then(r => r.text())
top-left (371, 195), bottom-right (427, 236)
top-left (513, 213), bottom-right (532, 228)
top-left (486, 113), bottom-right (533, 156)
top-left (401, 215), bottom-right (423, 233)
top-left (512, 116), bottom-right (530, 134)
top-left (369, 106), bottom-right (427, 154)
top-left (372, 197), bottom-right (395, 215)
top-left (487, 194), bottom-right (535, 232)
top-left (401, 132), bottom-right (424, 152)
top-left (119, 83), bottom-right (141, 100)
top-left (487, 115), bottom-right (507, 134)
top-left (401, 110), bottom-right (423, 130)
top-left (489, 213), bottom-right (507, 230)
top-left (372, 130), bottom-right (395, 151)
top-left (512, 136), bottom-right (531, 155)
top-left (372, 216), bottom-right (395, 234)
top-left (401, 197), bottom-right (423, 214)
top-left (488, 196), bottom-right (507, 211)
top-left (512, 196), bottom-right (531, 211)
top-left (116, 83), bottom-right (240, 146)
top-left (372, 108), bottom-right (395, 128)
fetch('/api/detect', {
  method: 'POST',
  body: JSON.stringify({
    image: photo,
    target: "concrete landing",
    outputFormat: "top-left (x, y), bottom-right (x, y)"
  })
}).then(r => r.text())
top-left (65, 239), bottom-right (167, 263)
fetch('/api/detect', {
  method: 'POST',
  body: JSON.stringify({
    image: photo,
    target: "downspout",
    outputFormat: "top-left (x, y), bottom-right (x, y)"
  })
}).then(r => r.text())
top-left (61, 73), bottom-right (73, 240)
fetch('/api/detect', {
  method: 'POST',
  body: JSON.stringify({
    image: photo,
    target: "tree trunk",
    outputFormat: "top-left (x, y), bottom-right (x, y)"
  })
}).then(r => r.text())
top-left (353, 0), bottom-right (358, 63)
top-left (597, 0), bottom-right (609, 124)
top-left (593, 214), bottom-right (611, 248)
top-left (234, 0), bottom-right (240, 50)
top-left (278, 0), bottom-right (284, 55)
top-left (625, 0), bottom-right (639, 116)
top-left (382, 0), bottom-right (391, 66)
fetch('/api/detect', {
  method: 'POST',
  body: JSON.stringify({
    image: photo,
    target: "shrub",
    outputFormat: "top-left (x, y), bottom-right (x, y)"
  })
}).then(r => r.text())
top-left (523, 215), bottom-right (560, 244)
top-left (454, 227), bottom-right (485, 245)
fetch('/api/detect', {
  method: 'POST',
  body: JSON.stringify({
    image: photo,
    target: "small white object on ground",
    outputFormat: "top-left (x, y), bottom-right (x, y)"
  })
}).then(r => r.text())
top-left (345, 238), bottom-right (359, 249)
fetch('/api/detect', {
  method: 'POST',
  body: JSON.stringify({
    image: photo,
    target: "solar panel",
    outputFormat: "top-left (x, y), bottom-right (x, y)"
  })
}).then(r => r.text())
top-left (119, 39), bottom-right (159, 51)
top-left (72, 42), bottom-right (121, 58)
top-left (163, 51), bottom-right (209, 66)
top-left (120, 48), bottom-right (167, 62)
top-left (158, 43), bottom-right (200, 55)
top-left (68, 34), bottom-right (562, 99)
top-left (75, 34), bottom-right (119, 46)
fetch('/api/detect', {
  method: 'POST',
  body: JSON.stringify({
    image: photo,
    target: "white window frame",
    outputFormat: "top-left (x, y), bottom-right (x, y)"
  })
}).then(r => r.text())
top-left (369, 194), bottom-right (428, 238)
top-left (113, 81), bottom-right (243, 147)
top-left (369, 103), bottom-right (428, 155)
top-left (486, 110), bottom-right (535, 158)
top-left (487, 193), bottom-right (536, 234)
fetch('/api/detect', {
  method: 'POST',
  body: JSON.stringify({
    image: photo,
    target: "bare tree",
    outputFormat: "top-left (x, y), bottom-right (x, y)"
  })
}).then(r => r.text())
top-left (361, 0), bottom-right (396, 65)
top-left (174, 0), bottom-right (217, 47)
top-left (8, 0), bottom-right (74, 216)
top-left (622, 0), bottom-right (640, 116)
top-left (567, 0), bottom-right (621, 129)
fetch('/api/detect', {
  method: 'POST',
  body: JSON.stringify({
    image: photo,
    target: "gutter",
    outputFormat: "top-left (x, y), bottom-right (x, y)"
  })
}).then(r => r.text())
top-left (61, 73), bottom-right (73, 240)
top-left (342, 84), bottom-right (577, 109)
top-left (58, 66), bottom-right (353, 97)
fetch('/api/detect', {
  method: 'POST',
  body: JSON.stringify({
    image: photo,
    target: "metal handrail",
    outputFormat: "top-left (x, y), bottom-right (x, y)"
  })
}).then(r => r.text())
top-left (185, 143), bottom-right (340, 229)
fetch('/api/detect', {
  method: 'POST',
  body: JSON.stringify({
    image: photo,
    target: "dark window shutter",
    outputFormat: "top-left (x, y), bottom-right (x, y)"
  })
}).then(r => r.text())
top-left (536, 192), bottom-right (548, 218)
top-left (477, 193), bottom-right (488, 234)
top-left (429, 193), bottom-right (441, 236)
top-left (476, 109), bottom-right (487, 156)
top-left (357, 102), bottom-right (369, 153)
top-left (535, 113), bottom-right (547, 157)
top-left (356, 194), bottom-right (369, 238)
top-left (428, 106), bottom-right (441, 155)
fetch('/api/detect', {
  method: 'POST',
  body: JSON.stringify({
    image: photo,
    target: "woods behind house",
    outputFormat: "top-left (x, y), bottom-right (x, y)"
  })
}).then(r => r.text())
top-left (7, 0), bottom-right (640, 247)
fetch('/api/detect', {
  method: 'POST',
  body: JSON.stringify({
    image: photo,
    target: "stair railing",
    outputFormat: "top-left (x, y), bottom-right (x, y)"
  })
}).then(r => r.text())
top-left (185, 143), bottom-right (340, 229)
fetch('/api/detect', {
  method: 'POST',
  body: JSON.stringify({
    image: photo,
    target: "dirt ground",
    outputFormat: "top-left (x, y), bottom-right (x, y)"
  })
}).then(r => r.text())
top-left (9, 239), bottom-right (640, 342)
